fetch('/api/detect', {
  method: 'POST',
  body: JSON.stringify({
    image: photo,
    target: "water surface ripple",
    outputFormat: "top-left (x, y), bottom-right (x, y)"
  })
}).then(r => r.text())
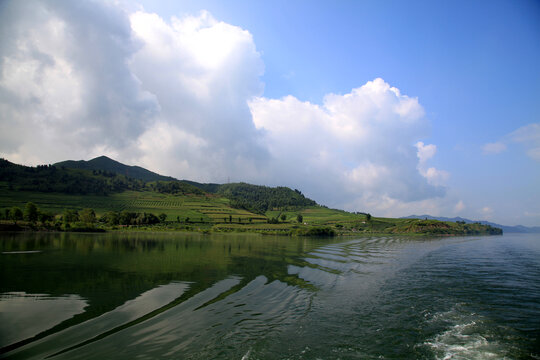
top-left (0, 232), bottom-right (538, 359)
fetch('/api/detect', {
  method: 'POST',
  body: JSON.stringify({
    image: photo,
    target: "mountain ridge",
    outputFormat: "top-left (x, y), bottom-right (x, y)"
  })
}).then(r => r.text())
top-left (55, 156), bottom-right (177, 182)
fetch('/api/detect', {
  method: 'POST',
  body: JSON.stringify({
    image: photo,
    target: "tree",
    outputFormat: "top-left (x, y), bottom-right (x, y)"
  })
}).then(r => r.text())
top-left (24, 202), bottom-right (38, 223)
top-left (280, 214), bottom-right (287, 222)
top-left (119, 211), bottom-right (135, 225)
top-left (297, 214), bottom-right (303, 223)
top-left (79, 208), bottom-right (96, 224)
top-left (366, 213), bottom-right (372, 221)
top-left (102, 211), bottom-right (119, 225)
top-left (63, 209), bottom-right (79, 224)
top-left (158, 213), bottom-right (167, 223)
top-left (38, 211), bottom-right (54, 224)
top-left (10, 207), bottom-right (23, 222)
top-left (145, 213), bottom-right (159, 225)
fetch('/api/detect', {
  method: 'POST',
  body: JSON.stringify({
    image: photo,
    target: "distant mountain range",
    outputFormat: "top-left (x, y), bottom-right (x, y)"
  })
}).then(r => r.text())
top-left (402, 215), bottom-right (540, 233)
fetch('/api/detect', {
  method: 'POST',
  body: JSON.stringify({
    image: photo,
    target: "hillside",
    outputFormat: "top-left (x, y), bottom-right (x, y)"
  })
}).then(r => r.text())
top-left (0, 157), bottom-right (502, 236)
top-left (53, 158), bottom-right (317, 213)
top-left (55, 156), bottom-right (176, 182)
top-left (0, 158), bottom-right (145, 194)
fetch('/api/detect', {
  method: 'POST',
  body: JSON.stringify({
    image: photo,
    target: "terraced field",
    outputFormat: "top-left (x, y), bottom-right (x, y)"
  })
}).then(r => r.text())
top-left (266, 206), bottom-right (369, 225)
top-left (0, 188), bottom-right (264, 224)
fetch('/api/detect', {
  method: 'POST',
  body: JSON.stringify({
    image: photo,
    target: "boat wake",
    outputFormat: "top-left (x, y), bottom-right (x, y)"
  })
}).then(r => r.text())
top-left (420, 304), bottom-right (510, 360)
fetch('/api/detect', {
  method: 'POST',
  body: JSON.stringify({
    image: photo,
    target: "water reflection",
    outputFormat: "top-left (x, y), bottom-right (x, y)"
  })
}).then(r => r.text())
top-left (0, 293), bottom-right (87, 347)
top-left (1, 233), bottom-right (538, 359)
top-left (0, 232), bottom-right (328, 357)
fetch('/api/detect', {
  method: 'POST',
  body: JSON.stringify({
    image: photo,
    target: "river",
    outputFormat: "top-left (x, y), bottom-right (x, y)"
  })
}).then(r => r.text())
top-left (1, 232), bottom-right (539, 359)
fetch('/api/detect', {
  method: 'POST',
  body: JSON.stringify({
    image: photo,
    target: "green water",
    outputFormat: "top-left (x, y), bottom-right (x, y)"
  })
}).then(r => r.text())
top-left (0, 232), bottom-right (539, 359)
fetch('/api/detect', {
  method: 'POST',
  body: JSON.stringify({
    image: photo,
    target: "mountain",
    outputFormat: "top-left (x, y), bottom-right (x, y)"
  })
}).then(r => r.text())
top-left (55, 156), bottom-right (176, 182)
top-left (0, 157), bottom-right (205, 195)
top-left (403, 215), bottom-right (540, 233)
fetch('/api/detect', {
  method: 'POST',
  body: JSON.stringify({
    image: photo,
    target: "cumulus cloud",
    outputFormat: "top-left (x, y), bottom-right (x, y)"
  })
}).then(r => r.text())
top-left (126, 9), bottom-right (268, 180)
top-left (0, 0), bottom-right (449, 216)
top-left (249, 78), bottom-right (447, 213)
top-left (415, 141), bottom-right (449, 186)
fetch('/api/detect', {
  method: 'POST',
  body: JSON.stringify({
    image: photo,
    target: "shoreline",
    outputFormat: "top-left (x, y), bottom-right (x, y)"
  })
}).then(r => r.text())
top-left (0, 221), bottom-right (503, 237)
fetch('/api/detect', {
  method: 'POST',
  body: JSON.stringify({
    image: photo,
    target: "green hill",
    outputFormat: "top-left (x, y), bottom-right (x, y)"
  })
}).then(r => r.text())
top-left (0, 158), bottom-right (145, 194)
top-left (55, 156), bottom-right (176, 182)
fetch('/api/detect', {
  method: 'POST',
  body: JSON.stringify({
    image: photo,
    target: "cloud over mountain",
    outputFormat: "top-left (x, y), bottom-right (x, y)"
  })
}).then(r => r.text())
top-left (0, 0), bottom-right (159, 164)
top-left (0, 0), bottom-right (447, 215)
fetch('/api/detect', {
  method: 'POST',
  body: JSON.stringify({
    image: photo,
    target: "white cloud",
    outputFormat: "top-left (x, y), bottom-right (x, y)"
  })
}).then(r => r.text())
top-left (415, 141), bottom-right (449, 186)
top-left (482, 142), bottom-right (507, 155)
top-left (510, 123), bottom-right (540, 161)
top-left (0, 0), bottom-right (159, 164)
top-left (482, 122), bottom-right (540, 160)
top-left (415, 141), bottom-right (436, 163)
top-left (126, 9), bottom-right (268, 180)
top-left (454, 200), bottom-right (465, 213)
top-left (250, 78), bottom-right (447, 211)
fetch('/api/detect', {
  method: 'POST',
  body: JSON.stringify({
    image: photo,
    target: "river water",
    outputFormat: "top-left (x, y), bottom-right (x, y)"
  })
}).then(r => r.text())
top-left (0, 232), bottom-right (538, 359)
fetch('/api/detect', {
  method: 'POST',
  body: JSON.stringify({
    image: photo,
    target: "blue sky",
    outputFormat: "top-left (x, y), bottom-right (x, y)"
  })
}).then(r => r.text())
top-left (1, 0), bottom-right (539, 225)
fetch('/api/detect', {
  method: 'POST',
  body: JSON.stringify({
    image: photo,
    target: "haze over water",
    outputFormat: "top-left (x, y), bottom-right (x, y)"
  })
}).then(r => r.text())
top-left (1, 232), bottom-right (539, 359)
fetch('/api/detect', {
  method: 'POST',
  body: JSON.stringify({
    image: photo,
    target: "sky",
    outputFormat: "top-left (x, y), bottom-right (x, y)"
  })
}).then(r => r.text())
top-left (0, 0), bottom-right (539, 226)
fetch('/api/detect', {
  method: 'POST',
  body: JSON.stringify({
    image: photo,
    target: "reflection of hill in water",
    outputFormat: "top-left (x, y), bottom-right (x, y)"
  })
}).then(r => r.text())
top-left (0, 232), bottom-right (331, 355)
top-left (3, 234), bottom-right (536, 359)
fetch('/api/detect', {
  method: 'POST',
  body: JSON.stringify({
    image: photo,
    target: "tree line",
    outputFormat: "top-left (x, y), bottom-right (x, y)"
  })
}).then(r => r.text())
top-left (1, 202), bottom-right (169, 229)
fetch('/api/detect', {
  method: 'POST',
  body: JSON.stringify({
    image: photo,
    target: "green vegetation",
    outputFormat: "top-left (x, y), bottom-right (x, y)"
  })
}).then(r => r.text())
top-left (0, 157), bottom-right (502, 236)
top-left (0, 158), bottom-right (202, 196)
top-left (216, 183), bottom-right (316, 214)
